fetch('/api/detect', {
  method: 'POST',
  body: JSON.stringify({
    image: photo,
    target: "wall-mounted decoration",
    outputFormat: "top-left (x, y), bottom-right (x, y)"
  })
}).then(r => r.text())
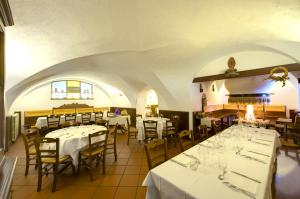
top-left (212, 84), bottom-right (215, 92)
top-left (266, 66), bottom-right (289, 87)
top-left (201, 93), bottom-right (207, 111)
top-left (224, 57), bottom-right (239, 77)
top-left (199, 83), bottom-right (203, 93)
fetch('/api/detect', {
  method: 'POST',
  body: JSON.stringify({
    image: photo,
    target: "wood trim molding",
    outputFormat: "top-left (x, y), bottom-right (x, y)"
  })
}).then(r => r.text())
top-left (193, 63), bottom-right (300, 83)
top-left (0, 0), bottom-right (14, 27)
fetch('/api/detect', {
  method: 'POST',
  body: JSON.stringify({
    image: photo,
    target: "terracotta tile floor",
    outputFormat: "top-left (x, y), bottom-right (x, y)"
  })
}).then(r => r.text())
top-left (6, 132), bottom-right (300, 199)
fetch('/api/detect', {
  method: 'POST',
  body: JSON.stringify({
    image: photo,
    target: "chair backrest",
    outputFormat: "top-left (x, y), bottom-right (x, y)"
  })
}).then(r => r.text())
top-left (88, 130), bottom-right (108, 156)
top-left (199, 124), bottom-right (208, 137)
top-left (136, 114), bottom-right (142, 119)
top-left (96, 119), bottom-right (109, 128)
top-left (144, 139), bottom-right (168, 169)
top-left (126, 117), bottom-right (130, 129)
top-left (21, 128), bottom-right (40, 156)
top-left (65, 114), bottom-right (76, 123)
top-left (178, 130), bottom-right (194, 152)
top-left (107, 112), bottom-right (115, 117)
top-left (34, 137), bottom-right (59, 164)
top-left (172, 115), bottom-right (180, 133)
top-left (95, 112), bottom-right (104, 121)
top-left (47, 115), bottom-right (60, 129)
top-left (295, 114), bottom-right (300, 125)
top-left (166, 120), bottom-right (176, 133)
top-left (143, 120), bottom-right (158, 133)
top-left (81, 113), bottom-right (91, 124)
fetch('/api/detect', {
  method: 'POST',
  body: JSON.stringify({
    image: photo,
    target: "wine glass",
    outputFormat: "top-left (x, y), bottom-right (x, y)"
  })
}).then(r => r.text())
top-left (217, 153), bottom-right (228, 180)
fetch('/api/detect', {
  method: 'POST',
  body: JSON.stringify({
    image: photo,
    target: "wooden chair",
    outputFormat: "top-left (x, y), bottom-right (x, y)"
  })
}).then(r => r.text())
top-left (78, 130), bottom-right (108, 180)
top-left (63, 114), bottom-right (78, 127)
top-left (162, 120), bottom-right (177, 148)
top-left (34, 137), bottom-right (74, 192)
top-left (136, 114), bottom-right (142, 119)
top-left (127, 117), bottom-right (137, 145)
top-left (21, 128), bottom-right (40, 176)
top-left (80, 113), bottom-right (91, 125)
top-left (94, 111), bottom-right (104, 121)
top-left (95, 119), bottom-right (109, 128)
top-left (281, 133), bottom-right (300, 159)
top-left (178, 130), bottom-right (194, 152)
top-left (144, 139), bottom-right (168, 169)
top-left (172, 115), bottom-right (180, 133)
top-left (143, 120), bottom-right (158, 142)
top-left (195, 125), bottom-right (209, 142)
top-left (107, 124), bottom-right (118, 161)
top-left (289, 114), bottom-right (300, 134)
top-left (47, 115), bottom-right (61, 131)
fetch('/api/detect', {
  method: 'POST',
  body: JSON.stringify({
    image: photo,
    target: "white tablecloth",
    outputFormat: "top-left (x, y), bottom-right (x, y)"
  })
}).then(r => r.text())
top-left (103, 115), bottom-right (131, 127)
top-left (143, 125), bottom-right (280, 199)
top-left (136, 117), bottom-right (170, 141)
top-left (35, 114), bottom-right (131, 129)
top-left (201, 117), bottom-right (220, 128)
top-left (45, 125), bottom-right (107, 166)
top-left (35, 113), bottom-right (96, 129)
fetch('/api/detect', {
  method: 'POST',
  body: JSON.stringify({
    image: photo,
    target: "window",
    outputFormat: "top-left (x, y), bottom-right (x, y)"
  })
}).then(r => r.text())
top-left (51, 80), bottom-right (93, 100)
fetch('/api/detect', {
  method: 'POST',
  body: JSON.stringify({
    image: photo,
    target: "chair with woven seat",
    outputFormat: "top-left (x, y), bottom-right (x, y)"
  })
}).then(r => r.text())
top-left (144, 139), bottom-right (168, 169)
top-left (21, 128), bottom-right (40, 176)
top-left (80, 113), bottom-right (92, 125)
top-left (162, 120), bottom-right (177, 148)
top-left (178, 130), bottom-right (194, 152)
top-left (78, 130), bottom-right (108, 180)
top-left (281, 133), bottom-right (300, 159)
top-left (127, 117), bottom-right (137, 145)
top-left (143, 120), bottom-right (158, 142)
top-left (34, 137), bottom-right (75, 192)
top-left (47, 115), bottom-right (61, 131)
top-left (107, 124), bottom-right (118, 161)
top-left (95, 119), bottom-right (109, 128)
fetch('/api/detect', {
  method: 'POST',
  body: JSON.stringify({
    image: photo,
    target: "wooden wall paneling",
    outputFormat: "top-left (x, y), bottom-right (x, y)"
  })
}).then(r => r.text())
top-left (159, 110), bottom-right (189, 132)
top-left (193, 63), bottom-right (300, 83)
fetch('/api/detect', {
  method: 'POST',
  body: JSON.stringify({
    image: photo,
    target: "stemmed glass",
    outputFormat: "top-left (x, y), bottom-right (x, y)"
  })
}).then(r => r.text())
top-left (217, 153), bottom-right (228, 180)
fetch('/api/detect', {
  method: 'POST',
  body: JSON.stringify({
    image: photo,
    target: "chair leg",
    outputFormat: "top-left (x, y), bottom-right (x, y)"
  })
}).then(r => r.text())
top-left (127, 134), bottom-right (130, 145)
top-left (77, 154), bottom-right (81, 175)
top-left (102, 153), bottom-right (106, 175)
top-left (37, 164), bottom-right (42, 192)
top-left (25, 157), bottom-right (29, 176)
top-left (114, 144), bottom-right (117, 161)
top-left (52, 164), bottom-right (58, 192)
top-left (89, 157), bottom-right (94, 181)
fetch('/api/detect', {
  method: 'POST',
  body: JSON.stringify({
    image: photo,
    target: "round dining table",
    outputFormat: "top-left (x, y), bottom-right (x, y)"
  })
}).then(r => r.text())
top-left (45, 125), bottom-right (107, 166)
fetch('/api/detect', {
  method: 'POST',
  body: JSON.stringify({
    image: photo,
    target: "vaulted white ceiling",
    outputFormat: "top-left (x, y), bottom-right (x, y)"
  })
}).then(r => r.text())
top-left (5, 0), bottom-right (300, 111)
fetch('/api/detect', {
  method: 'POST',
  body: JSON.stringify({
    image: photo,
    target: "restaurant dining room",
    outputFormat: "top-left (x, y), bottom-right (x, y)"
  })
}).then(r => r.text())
top-left (1, 1), bottom-right (300, 199)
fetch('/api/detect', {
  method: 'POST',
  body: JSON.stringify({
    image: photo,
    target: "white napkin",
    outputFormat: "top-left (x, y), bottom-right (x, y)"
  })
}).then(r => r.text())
top-left (225, 171), bottom-right (258, 195)
top-left (172, 154), bottom-right (191, 166)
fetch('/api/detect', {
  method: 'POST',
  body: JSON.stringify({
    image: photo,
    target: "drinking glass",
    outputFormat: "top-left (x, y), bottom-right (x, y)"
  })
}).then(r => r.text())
top-left (217, 153), bottom-right (228, 180)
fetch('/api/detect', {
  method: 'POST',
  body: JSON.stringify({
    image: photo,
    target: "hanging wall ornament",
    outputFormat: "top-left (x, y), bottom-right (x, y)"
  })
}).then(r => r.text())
top-left (225, 57), bottom-right (239, 77)
top-left (266, 66), bottom-right (289, 87)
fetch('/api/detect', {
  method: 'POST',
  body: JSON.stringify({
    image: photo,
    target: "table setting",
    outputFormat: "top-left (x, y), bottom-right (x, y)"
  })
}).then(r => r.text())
top-left (143, 124), bottom-right (279, 199)
top-left (45, 125), bottom-right (107, 166)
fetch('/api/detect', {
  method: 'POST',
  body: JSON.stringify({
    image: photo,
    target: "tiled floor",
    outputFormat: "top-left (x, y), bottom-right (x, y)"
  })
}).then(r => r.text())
top-left (6, 131), bottom-right (300, 199)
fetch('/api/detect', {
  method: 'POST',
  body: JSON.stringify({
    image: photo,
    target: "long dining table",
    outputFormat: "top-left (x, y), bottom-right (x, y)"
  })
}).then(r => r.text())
top-left (143, 125), bottom-right (280, 199)
top-left (45, 125), bottom-right (107, 166)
